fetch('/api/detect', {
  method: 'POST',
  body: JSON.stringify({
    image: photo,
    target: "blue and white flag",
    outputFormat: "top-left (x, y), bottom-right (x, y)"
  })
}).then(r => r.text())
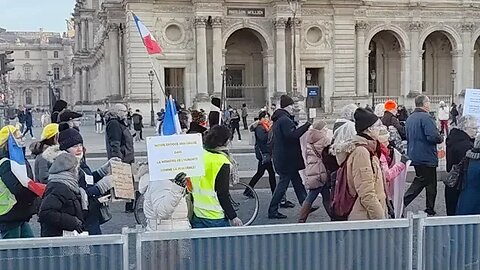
top-left (8, 134), bottom-right (45, 197)
top-left (162, 95), bottom-right (182, 135)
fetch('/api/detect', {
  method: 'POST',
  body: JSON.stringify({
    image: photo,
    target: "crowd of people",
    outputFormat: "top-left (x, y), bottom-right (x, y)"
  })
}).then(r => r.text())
top-left (2, 93), bottom-right (480, 239)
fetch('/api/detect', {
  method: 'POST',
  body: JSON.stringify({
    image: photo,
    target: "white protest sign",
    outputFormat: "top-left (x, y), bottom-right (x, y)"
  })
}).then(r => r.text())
top-left (147, 134), bottom-right (205, 181)
top-left (463, 89), bottom-right (480, 124)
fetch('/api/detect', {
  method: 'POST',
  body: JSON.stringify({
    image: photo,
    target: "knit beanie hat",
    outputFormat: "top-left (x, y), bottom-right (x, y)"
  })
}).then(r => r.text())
top-left (312, 120), bottom-right (327, 131)
top-left (58, 127), bottom-right (83, 150)
top-left (280, 95), bottom-right (294, 108)
top-left (354, 107), bottom-right (379, 134)
top-left (384, 100), bottom-right (397, 111)
top-left (211, 97), bottom-right (221, 108)
top-left (52, 99), bottom-right (68, 112)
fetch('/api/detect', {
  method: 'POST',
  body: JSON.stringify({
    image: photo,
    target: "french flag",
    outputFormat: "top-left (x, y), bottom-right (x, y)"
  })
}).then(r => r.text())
top-left (162, 95), bottom-right (182, 136)
top-left (7, 134), bottom-right (45, 197)
top-left (133, 13), bottom-right (162, 55)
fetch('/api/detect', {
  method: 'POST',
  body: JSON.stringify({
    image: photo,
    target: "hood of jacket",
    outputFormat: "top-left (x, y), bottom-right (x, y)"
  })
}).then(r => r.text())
top-left (306, 128), bottom-right (331, 147)
top-left (446, 128), bottom-right (473, 148)
top-left (42, 145), bottom-right (65, 163)
top-left (335, 135), bottom-right (377, 164)
top-left (271, 108), bottom-right (291, 122)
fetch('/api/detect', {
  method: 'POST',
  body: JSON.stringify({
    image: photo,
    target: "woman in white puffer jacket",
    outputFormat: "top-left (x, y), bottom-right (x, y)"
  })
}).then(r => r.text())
top-left (137, 165), bottom-right (190, 231)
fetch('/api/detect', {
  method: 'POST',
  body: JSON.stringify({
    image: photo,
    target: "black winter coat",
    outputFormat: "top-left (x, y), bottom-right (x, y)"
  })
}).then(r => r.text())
top-left (39, 182), bottom-right (84, 237)
top-left (0, 155), bottom-right (37, 232)
top-left (254, 124), bottom-right (270, 161)
top-left (382, 111), bottom-right (406, 140)
top-left (446, 128), bottom-right (474, 172)
top-left (105, 118), bottom-right (134, 164)
top-left (271, 109), bottom-right (311, 174)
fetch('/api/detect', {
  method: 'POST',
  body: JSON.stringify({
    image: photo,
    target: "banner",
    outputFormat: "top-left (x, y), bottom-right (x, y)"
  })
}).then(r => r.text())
top-left (147, 134), bottom-right (205, 181)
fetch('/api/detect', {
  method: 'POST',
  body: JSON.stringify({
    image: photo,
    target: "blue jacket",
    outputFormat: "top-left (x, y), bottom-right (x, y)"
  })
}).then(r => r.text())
top-left (271, 109), bottom-right (311, 174)
top-left (456, 158), bottom-right (480, 215)
top-left (406, 108), bottom-right (443, 167)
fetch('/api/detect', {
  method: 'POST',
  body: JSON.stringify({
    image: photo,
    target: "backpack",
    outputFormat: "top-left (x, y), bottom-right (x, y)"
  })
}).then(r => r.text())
top-left (330, 147), bottom-right (374, 221)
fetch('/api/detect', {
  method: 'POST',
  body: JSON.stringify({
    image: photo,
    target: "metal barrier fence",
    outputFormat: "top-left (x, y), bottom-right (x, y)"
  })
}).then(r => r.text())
top-left (4, 214), bottom-right (480, 270)
top-left (0, 234), bottom-right (128, 270)
top-left (420, 215), bottom-right (480, 270)
top-left (136, 219), bottom-right (413, 270)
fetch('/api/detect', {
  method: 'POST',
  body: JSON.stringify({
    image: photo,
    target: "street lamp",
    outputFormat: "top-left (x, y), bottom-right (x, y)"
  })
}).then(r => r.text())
top-left (288, 0), bottom-right (300, 98)
top-left (46, 71), bottom-right (54, 111)
top-left (450, 69), bottom-right (456, 105)
top-left (148, 70), bottom-right (155, 127)
top-left (370, 70), bottom-right (376, 108)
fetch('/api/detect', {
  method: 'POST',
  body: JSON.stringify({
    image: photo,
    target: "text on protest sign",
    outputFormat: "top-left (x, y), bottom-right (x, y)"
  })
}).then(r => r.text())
top-left (147, 134), bottom-right (205, 181)
top-left (111, 161), bottom-right (135, 200)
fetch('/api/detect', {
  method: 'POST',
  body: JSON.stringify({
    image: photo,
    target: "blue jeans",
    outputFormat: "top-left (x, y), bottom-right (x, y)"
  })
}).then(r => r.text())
top-left (268, 171), bottom-right (307, 216)
top-left (1, 222), bottom-right (34, 239)
top-left (191, 215), bottom-right (230, 228)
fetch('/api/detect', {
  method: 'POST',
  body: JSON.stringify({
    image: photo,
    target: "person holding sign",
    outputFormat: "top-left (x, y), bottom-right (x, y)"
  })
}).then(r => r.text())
top-left (190, 126), bottom-right (243, 228)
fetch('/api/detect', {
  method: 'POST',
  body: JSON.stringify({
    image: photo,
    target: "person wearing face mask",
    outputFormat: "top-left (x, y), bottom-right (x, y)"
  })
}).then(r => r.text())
top-left (50, 125), bottom-right (115, 234)
top-left (445, 115), bottom-right (478, 216)
top-left (0, 125), bottom-right (38, 239)
top-left (345, 108), bottom-right (387, 220)
top-left (404, 95), bottom-right (443, 216)
top-left (38, 152), bottom-right (85, 237)
top-left (268, 95), bottom-right (311, 219)
top-left (105, 104), bottom-right (135, 212)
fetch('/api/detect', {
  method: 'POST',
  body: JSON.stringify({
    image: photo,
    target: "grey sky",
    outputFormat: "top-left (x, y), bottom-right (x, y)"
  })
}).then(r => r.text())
top-left (0, 0), bottom-right (76, 33)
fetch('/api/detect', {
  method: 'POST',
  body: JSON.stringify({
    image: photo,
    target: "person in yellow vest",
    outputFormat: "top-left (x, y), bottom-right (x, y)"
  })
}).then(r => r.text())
top-left (191, 125), bottom-right (243, 228)
top-left (0, 125), bottom-right (38, 239)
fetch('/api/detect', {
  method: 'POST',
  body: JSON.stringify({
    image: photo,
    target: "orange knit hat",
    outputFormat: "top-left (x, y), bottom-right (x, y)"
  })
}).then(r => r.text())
top-left (384, 100), bottom-right (397, 111)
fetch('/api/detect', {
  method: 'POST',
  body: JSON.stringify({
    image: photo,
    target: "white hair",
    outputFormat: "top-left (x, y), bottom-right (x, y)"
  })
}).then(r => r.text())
top-left (457, 115), bottom-right (478, 131)
top-left (340, 104), bottom-right (358, 122)
top-left (374, 104), bottom-right (385, 117)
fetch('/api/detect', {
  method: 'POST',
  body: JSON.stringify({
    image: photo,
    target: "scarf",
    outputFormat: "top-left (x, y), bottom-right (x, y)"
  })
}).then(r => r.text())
top-left (358, 133), bottom-right (381, 158)
top-left (49, 171), bottom-right (80, 194)
top-left (260, 119), bottom-right (272, 132)
top-left (466, 148), bottom-right (480, 160)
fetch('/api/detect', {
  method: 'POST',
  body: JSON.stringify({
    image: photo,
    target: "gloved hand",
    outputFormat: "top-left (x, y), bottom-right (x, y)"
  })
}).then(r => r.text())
top-left (400, 155), bottom-right (410, 164)
top-left (98, 157), bottom-right (122, 177)
top-left (230, 217), bottom-right (243, 226)
top-left (73, 217), bottom-right (84, 233)
top-left (96, 175), bottom-right (114, 194)
top-left (171, 172), bottom-right (187, 188)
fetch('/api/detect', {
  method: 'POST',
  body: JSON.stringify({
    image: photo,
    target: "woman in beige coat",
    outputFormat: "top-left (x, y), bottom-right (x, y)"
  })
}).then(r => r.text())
top-left (344, 108), bottom-right (387, 220)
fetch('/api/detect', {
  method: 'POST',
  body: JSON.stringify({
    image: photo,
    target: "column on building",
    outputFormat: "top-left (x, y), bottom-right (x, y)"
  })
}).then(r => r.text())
top-left (195, 17), bottom-right (209, 101)
top-left (88, 18), bottom-right (95, 50)
top-left (74, 20), bottom-right (81, 52)
top-left (108, 23), bottom-right (121, 96)
top-left (75, 68), bottom-right (82, 101)
top-left (452, 50), bottom-right (463, 98)
top-left (212, 17), bottom-right (223, 97)
top-left (400, 50), bottom-right (411, 97)
top-left (274, 18), bottom-right (287, 95)
top-left (409, 22), bottom-right (422, 93)
top-left (37, 87), bottom-right (42, 107)
top-left (355, 21), bottom-right (368, 96)
top-left (81, 19), bottom-right (88, 51)
top-left (263, 49), bottom-right (275, 107)
top-left (462, 23), bottom-right (475, 90)
top-left (292, 18), bottom-right (302, 97)
top-left (81, 67), bottom-right (89, 102)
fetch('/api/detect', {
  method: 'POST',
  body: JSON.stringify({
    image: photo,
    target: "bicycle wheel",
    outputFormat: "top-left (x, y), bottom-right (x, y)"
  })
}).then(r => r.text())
top-left (229, 182), bottom-right (259, 226)
top-left (134, 193), bottom-right (147, 227)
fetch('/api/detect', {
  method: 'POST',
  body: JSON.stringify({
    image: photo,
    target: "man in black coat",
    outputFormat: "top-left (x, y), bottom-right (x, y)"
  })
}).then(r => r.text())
top-left (268, 95), bottom-right (311, 219)
top-left (445, 115), bottom-right (478, 216)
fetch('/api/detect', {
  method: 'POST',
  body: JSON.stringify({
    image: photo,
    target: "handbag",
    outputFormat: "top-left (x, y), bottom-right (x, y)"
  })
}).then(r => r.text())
top-left (444, 158), bottom-right (466, 188)
top-left (97, 194), bottom-right (112, 225)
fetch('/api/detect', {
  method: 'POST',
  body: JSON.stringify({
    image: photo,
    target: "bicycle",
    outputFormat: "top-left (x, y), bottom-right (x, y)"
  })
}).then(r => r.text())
top-left (134, 181), bottom-right (260, 227)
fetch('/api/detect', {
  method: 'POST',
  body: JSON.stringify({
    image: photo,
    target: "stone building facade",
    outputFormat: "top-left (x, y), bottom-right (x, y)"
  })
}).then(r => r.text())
top-left (73, 0), bottom-right (480, 114)
top-left (0, 28), bottom-right (74, 110)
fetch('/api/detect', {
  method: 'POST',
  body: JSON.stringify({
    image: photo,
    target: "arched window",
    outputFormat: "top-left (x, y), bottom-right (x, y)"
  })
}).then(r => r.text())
top-left (25, 51), bottom-right (30, 58)
top-left (23, 64), bottom-right (32, 80)
top-left (25, 89), bottom-right (32, 105)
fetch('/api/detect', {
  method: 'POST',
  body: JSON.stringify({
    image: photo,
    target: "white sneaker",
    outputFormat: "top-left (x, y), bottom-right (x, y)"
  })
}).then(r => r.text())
top-left (32, 137), bottom-right (36, 140)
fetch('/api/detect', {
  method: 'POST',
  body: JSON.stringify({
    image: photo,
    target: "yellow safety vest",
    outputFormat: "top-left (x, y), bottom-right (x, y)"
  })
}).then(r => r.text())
top-left (191, 150), bottom-right (230, 220)
top-left (0, 158), bottom-right (17, 216)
